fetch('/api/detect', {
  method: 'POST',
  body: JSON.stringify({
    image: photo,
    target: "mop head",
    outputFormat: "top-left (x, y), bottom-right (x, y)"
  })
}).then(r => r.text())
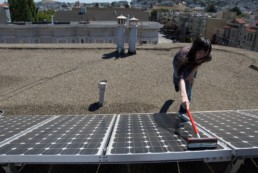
top-left (187, 137), bottom-right (218, 150)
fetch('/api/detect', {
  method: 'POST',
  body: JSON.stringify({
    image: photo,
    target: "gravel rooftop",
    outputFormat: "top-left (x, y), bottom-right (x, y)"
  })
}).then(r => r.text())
top-left (0, 43), bottom-right (257, 115)
top-left (0, 43), bottom-right (258, 173)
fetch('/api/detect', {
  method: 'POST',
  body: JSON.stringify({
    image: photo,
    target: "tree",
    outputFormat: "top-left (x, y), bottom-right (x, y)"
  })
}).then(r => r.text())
top-left (230, 6), bottom-right (242, 16)
top-left (28, 0), bottom-right (37, 21)
top-left (24, 2), bottom-right (33, 21)
top-left (8, 0), bottom-right (37, 22)
top-left (206, 4), bottom-right (217, 12)
top-left (37, 10), bottom-right (55, 22)
top-left (94, 3), bottom-right (99, 8)
top-left (8, 0), bottom-right (17, 21)
top-left (111, 1), bottom-right (117, 7)
top-left (151, 9), bottom-right (157, 18)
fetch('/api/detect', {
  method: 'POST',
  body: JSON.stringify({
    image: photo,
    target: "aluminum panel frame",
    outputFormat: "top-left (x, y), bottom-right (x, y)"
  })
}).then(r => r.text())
top-left (104, 149), bottom-right (232, 163)
top-left (0, 155), bottom-right (103, 164)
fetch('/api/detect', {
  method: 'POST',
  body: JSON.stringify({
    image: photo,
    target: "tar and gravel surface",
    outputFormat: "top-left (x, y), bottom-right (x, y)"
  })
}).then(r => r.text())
top-left (0, 43), bottom-right (258, 173)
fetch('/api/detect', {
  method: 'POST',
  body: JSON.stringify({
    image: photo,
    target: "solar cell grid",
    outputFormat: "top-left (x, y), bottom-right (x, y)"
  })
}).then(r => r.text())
top-left (0, 113), bottom-right (233, 163)
top-left (107, 113), bottom-right (223, 155)
top-left (0, 115), bottom-right (52, 143)
top-left (0, 115), bottom-right (114, 156)
top-left (192, 111), bottom-right (258, 149)
top-left (239, 110), bottom-right (258, 117)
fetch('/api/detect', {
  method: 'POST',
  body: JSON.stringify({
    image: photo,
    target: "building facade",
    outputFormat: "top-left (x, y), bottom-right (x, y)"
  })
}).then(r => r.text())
top-left (0, 21), bottom-right (162, 44)
top-left (216, 18), bottom-right (258, 52)
top-left (0, 4), bottom-right (11, 24)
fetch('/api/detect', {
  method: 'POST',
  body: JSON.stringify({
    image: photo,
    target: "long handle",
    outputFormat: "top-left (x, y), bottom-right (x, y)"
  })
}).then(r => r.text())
top-left (186, 109), bottom-right (200, 138)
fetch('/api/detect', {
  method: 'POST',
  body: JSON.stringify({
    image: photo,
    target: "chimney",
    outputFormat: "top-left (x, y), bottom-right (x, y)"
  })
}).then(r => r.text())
top-left (128, 17), bottom-right (138, 54)
top-left (127, 14), bottom-right (130, 25)
top-left (51, 15), bottom-right (54, 25)
top-left (116, 15), bottom-right (126, 54)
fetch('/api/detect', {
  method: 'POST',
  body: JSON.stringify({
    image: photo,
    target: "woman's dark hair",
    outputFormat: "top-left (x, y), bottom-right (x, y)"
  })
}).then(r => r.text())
top-left (187, 37), bottom-right (212, 64)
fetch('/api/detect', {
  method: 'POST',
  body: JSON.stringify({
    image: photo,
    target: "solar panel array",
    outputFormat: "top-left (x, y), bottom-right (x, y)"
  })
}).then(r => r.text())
top-left (0, 115), bottom-right (115, 163)
top-left (0, 110), bottom-right (258, 164)
top-left (191, 111), bottom-right (258, 157)
top-left (105, 113), bottom-right (230, 162)
top-left (108, 113), bottom-right (225, 154)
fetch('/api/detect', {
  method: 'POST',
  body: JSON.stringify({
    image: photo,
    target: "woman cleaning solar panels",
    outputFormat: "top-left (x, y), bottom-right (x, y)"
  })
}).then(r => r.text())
top-left (173, 37), bottom-right (218, 150)
top-left (173, 37), bottom-right (212, 123)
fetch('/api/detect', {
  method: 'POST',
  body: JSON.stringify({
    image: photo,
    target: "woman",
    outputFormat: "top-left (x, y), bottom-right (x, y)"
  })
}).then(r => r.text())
top-left (173, 37), bottom-right (212, 122)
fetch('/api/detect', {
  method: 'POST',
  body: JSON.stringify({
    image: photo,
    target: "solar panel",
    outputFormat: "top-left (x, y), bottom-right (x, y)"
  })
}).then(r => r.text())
top-left (191, 111), bottom-right (258, 157)
top-left (0, 115), bottom-right (53, 145)
top-left (0, 115), bottom-right (115, 163)
top-left (3, 111), bottom-right (258, 164)
top-left (238, 109), bottom-right (258, 118)
top-left (105, 113), bottom-right (231, 163)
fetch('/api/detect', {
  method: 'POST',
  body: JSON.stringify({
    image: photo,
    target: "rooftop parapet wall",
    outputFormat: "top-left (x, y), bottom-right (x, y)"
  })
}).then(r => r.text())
top-left (0, 22), bottom-right (163, 44)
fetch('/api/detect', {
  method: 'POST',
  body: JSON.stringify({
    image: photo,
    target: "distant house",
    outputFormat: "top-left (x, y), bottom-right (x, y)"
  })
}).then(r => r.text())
top-left (0, 3), bottom-right (11, 23)
top-left (223, 18), bottom-right (246, 47)
top-left (217, 18), bottom-right (258, 52)
top-left (54, 7), bottom-right (150, 22)
top-left (240, 19), bottom-right (258, 51)
top-left (154, 2), bottom-right (187, 11)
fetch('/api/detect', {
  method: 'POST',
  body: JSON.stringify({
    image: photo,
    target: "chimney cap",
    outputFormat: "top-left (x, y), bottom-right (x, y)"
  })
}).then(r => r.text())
top-left (130, 17), bottom-right (138, 21)
top-left (117, 14), bottom-right (126, 19)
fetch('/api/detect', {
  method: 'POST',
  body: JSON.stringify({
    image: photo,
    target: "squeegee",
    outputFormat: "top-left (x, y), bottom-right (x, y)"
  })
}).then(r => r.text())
top-left (186, 109), bottom-right (218, 150)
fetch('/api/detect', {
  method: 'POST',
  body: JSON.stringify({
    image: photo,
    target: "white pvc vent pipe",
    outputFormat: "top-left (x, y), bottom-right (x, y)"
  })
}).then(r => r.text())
top-left (98, 80), bottom-right (107, 107)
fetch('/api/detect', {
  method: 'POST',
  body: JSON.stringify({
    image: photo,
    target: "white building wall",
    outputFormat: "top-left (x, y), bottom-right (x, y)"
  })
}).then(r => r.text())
top-left (0, 22), bottom-right (162, 44)
top-left (38, 28), bottom-right (53, 36)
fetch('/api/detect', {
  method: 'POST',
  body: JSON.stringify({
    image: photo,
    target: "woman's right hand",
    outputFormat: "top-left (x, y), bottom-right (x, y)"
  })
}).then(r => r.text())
top-left (181, 96), bottom-right (190, 110)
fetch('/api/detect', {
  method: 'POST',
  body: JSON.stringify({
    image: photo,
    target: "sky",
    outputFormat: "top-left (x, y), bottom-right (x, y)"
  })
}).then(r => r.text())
top-left (1, 0), bottom-right (131, 3)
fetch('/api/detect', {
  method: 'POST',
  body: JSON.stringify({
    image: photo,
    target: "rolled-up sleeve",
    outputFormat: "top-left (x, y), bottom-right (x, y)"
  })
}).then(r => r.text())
top-left (173, 47), bottom-right (189, 85)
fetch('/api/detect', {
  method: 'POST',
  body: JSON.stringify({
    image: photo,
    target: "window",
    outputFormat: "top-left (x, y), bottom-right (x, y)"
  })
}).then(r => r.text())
top-left (231, 30), bottom-right (235, 37)
top-left (58, 39), bottom-right (66, 43)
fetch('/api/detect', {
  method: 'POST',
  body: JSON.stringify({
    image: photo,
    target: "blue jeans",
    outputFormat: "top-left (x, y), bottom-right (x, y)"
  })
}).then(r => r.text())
top-left (178, 80), bottom-right (192, 121)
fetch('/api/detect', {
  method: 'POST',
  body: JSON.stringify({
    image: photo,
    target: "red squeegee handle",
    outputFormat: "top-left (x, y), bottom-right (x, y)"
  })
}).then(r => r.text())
top-left (186, 109), bottom-right (199, 135)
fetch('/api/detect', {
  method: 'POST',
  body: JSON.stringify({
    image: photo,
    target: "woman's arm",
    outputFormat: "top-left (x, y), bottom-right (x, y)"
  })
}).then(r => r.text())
top-left (179, 77), bottom-right (190, 110)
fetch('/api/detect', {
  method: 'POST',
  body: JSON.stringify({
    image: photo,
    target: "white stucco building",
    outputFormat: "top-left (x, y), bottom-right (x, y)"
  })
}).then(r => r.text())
top-left (0, 21), bottom-right (162, 44)
top-left (0, 4), bottom-right (11, 24)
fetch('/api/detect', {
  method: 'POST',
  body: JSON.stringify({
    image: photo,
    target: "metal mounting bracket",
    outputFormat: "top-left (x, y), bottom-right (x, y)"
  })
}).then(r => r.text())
top-left (224, 157), bottom-right (244, 173)
top-left (2, 164), bottom-right (18, 173)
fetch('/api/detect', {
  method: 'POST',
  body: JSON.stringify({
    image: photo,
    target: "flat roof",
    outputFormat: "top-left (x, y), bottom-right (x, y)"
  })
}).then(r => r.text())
top-left (0, 44), bottom-right (257, 116)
